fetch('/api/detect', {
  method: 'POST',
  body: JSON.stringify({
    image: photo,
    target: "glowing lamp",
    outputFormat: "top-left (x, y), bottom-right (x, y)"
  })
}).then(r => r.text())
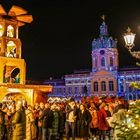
top-left (124, 27), bottom-right (135, 50)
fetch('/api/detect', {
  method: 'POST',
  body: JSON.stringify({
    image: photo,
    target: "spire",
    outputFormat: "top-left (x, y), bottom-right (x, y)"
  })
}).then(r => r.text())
top-left (92, 15), bottom-right (117, 50)
top-left (100, 15), bottom-right (108, 36)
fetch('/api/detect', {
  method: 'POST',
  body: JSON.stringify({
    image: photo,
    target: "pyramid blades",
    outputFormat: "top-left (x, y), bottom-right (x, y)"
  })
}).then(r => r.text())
top-left (17, 21), bottom-right (25, 27)
top-left (8, 5), bottom-right (27, 16)
top-left (0, 5), bottom-right (7, 15)
top-left (16, 15), bottom-right (33, 23)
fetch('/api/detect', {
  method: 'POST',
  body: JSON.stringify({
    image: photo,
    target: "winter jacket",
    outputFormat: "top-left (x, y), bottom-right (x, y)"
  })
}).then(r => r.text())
top-left (25, 109), bottom-right (36, 140)
top-left (98, 108), bottom-right (109, 131)
top-left (0, 109), bottom-right (6, 139)
top-left (40, 108), bottom-right (50, 128)
top-left (78, 109), bottom-right (92, 138)
top-left (89, 110), bottom-right (98, 128)
top-left (12, 107), bottom-right (26, 140)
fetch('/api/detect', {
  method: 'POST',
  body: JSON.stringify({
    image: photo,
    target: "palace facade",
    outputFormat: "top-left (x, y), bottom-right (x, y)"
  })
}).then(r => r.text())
top-left (46, 20), bottom-right (140, 100)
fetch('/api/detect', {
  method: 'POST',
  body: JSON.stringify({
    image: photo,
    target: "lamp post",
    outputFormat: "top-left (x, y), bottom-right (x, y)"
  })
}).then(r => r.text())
top-left (124, 27), bottom-right (140, 98)
top-left (123, 27), bottom-right (140, 59)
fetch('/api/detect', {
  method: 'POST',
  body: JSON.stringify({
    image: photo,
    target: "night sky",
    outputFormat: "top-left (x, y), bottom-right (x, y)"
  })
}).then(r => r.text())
top-left (1, 0), bottom-right (140, 80)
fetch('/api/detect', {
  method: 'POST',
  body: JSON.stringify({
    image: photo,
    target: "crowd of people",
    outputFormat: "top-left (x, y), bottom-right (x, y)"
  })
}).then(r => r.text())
top-left (0, 96), bottom-right (129, 140)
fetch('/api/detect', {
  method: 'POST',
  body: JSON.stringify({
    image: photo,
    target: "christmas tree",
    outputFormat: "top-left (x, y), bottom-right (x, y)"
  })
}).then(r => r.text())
top-left (116, 100), bottom-right (140, 140)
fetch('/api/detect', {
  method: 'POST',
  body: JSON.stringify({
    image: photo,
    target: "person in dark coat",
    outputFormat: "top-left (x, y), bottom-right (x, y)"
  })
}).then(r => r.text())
top-left (78, 104), bottom-right (92, 140)
top-left (104, 104), bottom-right (112, 140)
top-left (12, 100), bottom-right (26, 140)
top-left (49, 103), bottom-right (60, 140)
top-left (38, 102), bottom-right (44, 140)
top-left (75, 102), bottom-right (81, 138)
top-left (59, 105), bottom-right (66, 140)
top-left (40, 103), bottom-right (51, 140)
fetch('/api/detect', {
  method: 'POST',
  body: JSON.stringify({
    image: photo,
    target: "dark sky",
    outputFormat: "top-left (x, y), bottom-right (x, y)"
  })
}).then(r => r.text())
top-left (1, 0), bottom-right (140, 80)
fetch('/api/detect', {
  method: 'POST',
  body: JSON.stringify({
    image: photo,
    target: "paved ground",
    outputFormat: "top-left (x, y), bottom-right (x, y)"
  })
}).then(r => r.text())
top-left (63, 136), bottom-right (113, 140)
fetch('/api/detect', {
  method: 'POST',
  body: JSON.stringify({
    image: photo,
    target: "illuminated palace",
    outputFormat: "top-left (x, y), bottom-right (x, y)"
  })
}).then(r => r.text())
top-left (0, 5), bottom-right (52, 105)
top-left (46, 19), bottom-right (140, 100)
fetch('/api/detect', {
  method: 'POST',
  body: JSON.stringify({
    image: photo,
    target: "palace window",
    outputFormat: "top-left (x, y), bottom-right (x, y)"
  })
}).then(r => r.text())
top-left (68, 86), bottom-right (72, 94)
top-left (129, 87), bottom-right (132, 92)
top-left (68, 81), bottom-right (72, 84)
top-left (82, 86), bottom-right (85, 93)
top-left (110, 57), bottom-right (113, 66)
top-left (58, 88), bottom-right (62, 93)
top-left (7, 25), bottom-right (14, 37)
top-left (101, 81), bottom-right (106, 91)
top-left (95, 58), bottom-right (97, 67)
top-left (120, 85), bottom-right (124, 92)
top-left (94, 81), bottom-right (98, 91)
top-left (75, 86), bottom-right (79, 94)
top-left (88, 86), bottom-right (90, 93)
top-left (101, 57), bottom-right (106, 66)
top-left (109, 81), bottom-right (114, 91)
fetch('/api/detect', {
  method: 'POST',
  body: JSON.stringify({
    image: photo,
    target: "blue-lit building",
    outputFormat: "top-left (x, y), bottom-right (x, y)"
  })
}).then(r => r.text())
top-left (46, 20), bottom-right (140, 100)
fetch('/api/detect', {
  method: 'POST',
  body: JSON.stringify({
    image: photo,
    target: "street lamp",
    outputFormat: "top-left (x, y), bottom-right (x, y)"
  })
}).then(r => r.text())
top-left (124, 27), bottom-right (135, 49)
top-left (123, 27), bottom-right (140, 59)
top-left (124, 27), bottom-right (140, 94)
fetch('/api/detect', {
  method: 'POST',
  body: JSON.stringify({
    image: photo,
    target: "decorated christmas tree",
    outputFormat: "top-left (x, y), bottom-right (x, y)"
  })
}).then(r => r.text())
top-left (116, 100), bottom-right (140, 140)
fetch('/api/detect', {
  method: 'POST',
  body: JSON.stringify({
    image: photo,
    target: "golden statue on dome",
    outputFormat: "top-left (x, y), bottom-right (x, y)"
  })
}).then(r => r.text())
top-left (101, 14), bottom-right (106, 21)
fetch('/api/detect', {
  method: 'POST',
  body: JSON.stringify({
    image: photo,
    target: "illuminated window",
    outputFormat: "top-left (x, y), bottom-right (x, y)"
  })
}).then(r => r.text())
top-left (88, 86), bottom-right (90, 93)
top-left (6, 41), bottom-right (16, 58)
top-left (68, 86), bottom-right (72, 94)
top-left (95, 58), bottom-right (97, 67)
top-left (101, 81), bottom-right (106, 91)
top-left (94, 81), bottom-right (98, 91)
top-left (129, 94), bottom-right (133, 100)
top-left (7, 25), bottom-right (14, 37)
top-left (101, 57), bottom-right (106, 66)
top-left (129, 87), bottom-right (132, 92)
top-left (75, 86), bottom-right (79, 94)
top-left (120, 85), bottom-right (124, 92)
top-left (109, 81), bottom-right (114, 91)
top-left (110, 57), bottom-right (113, 66)
top-left (68, 81), bottom-right (72, 84)
top-left (0, 24), bottom-right (4, 37)
top-left (81, 86), bottom-right (84, 93)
